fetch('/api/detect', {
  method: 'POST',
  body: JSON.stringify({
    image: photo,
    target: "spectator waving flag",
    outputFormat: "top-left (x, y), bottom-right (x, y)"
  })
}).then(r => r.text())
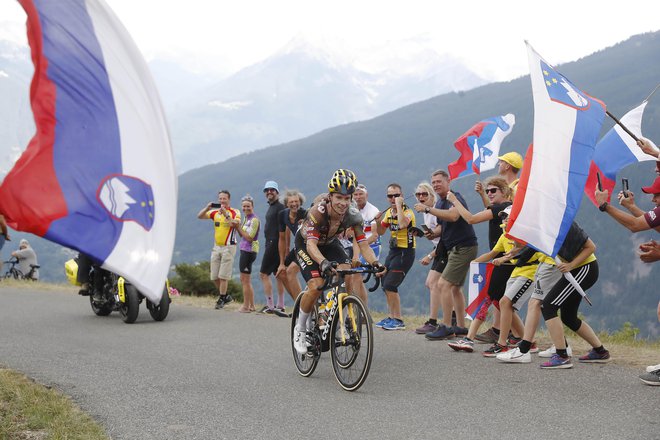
top-left (0, 0), bottom-right (177, 302)
top-left (584, 102), bottom-right (657, 206)
top-left (448, 114), bottom-right (515, 180)
top-left (507, 43), bottom-right (605, 257)
top-left (466, 262), bottom-right (493, 319)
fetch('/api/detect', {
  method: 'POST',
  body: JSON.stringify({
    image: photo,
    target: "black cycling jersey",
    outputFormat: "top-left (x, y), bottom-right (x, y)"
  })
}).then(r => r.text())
top-left (297, 197), bottom-right (366, 246)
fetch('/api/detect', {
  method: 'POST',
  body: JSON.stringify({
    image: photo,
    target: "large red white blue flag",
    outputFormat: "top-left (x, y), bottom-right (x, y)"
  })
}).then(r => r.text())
top-left (466, 262), bottom-right (493, 320)
top-left (507, 43), bottom-right (605, 257)
top-left (584, 102), bottom-right (656, 206)
top-left (0, 0), bottom-right (177, 302)
top-left (448, 114), bottom-right (515, 180)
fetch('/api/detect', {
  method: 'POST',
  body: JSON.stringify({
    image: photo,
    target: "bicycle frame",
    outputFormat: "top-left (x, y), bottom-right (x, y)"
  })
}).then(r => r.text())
top-left (319, 287), bottom-right (355, 345)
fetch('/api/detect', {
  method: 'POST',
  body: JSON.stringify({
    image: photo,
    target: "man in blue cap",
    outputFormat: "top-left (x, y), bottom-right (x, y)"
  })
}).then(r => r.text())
top-left (259, 180), bottom-right (287, 316)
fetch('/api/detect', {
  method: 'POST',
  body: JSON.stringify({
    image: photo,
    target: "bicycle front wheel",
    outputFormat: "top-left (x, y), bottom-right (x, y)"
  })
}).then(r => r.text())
top-left (291, 292), bottom-right (319, 377)
top-left (329, 295), bottom-right (373, 391)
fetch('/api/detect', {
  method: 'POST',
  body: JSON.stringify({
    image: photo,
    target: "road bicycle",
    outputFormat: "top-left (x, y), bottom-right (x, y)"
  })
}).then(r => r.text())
top-left (2, 257), bottom-right (39, 280)
top-left (290, 262), bottom-right (382, 392)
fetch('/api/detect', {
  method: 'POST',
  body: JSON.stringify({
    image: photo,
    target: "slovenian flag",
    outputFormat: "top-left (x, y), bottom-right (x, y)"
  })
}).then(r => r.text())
top-left (0, 0), bottom-right (177, 302)
top-left (584, 102), bottom-right (657, 206)
top-left (448, 114), bottom-right (515, 180)
top-left (507, 43), bottom-right (605, 257)
top-left (466, 262), bottom-right (493, 320)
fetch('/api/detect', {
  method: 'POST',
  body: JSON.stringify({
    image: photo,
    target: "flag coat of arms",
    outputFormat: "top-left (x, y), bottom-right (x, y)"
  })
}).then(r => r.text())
top-left (448, 114), bottom-right (515, 180)
top-left (0, 0), bottom-right (177, 302)
top-left (584, 102), bottom-right (656, 205)
top-left (506, 43), bottom-right (605, 257)
top-left (466, 262), bottom-right (494, 319)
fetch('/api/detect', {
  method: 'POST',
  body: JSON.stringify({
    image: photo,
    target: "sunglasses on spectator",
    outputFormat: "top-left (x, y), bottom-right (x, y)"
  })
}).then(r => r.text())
top-left (387, 193), bottom-right (401, 198)
top-left (415, 192), bottom-right (429, 197)
top-left (485, 188), bottom-right (500, 194)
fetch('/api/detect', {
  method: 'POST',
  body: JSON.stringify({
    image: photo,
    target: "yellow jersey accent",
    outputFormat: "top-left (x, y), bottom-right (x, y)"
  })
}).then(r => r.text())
top-left (381, 206), bottom-right (416, 249)
top-left (207, 208), bottom-right (241, 246)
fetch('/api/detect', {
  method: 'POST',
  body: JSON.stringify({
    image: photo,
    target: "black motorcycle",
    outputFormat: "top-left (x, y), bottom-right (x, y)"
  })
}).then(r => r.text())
top-left (65, 258), bottom-right (170, 324)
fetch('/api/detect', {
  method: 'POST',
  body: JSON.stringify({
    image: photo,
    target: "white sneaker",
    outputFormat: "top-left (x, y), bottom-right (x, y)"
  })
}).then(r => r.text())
top-left (293, 327), bottom-right (309, 354)
top-left (538, 344), bottom-right (573, 358)
top-left (496, 347), bottom-right (531, 363)
top-left (646, 363), bottom-right (660, 373)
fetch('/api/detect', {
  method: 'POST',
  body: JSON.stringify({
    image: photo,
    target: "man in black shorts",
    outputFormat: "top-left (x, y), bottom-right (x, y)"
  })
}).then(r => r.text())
top-left (259, 180), bottom-right (286, 315)
top-left (293, 169), bottom-right (384, 354)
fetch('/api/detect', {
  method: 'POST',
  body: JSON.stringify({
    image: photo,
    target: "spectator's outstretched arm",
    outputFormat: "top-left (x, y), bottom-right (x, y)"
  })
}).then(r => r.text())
top-left (594, 189), bottom-right (650, 232)
top-left (197, 202), bottom-right (212, 219)
top-left (617, 191), bottom-right (645, 217)
top-left (637, 138), bottom-right (659, 158)
top-left (475, 180), bottom-right (489, 209)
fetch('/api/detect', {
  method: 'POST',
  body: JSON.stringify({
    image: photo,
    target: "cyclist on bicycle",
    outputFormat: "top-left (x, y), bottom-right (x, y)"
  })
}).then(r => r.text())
top-left (11, 239), bottom-right (39, 280)
top-left (293, 169), bottom-right (385, 354)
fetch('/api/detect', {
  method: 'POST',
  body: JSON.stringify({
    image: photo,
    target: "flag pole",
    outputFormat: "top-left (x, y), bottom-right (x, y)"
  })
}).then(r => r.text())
top-left (643, 83), bottom-right (660, 102)
top-left (606, 82), bottom-right (660, 144)
top-left (605, 110), bottom-right (639, 143)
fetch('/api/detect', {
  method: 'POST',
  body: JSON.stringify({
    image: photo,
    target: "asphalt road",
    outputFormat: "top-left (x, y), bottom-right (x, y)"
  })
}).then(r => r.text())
top-left (0, 287), bottom-right (657, 440)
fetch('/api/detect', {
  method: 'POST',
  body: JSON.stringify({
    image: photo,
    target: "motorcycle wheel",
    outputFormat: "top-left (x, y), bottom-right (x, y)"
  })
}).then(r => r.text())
top-left (148, 285), bottom-right (170, 322)
top-left (89, 295), bottom-right (113, 316)
top-left (119, 284), bottom-right (140, 324)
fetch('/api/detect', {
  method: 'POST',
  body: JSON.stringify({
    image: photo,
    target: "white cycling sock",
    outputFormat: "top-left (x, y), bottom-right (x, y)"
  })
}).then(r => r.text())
top-left (297, 310), bottom-right (310, 332)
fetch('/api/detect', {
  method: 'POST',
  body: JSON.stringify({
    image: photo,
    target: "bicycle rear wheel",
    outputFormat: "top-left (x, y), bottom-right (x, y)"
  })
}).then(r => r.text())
top-left (291, 292), bottom-right (319, 377)
top-left (329, 295), bottom-right (373, 391)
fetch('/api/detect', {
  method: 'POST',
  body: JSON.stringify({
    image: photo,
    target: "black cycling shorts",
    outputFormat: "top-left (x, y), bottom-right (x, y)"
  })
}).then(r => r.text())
top-left (294, 236), bottom-right (350, 282)
top-left (260, 239), bottom-right (280, 275)
top-left (382, 247), bottom-right (415, 293)
top-left (239, 251), bottom-right (257, 274)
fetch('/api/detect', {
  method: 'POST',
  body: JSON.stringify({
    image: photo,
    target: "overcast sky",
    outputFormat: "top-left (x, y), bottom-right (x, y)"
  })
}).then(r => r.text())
top-left (1, 0), bottom-right (658, 80)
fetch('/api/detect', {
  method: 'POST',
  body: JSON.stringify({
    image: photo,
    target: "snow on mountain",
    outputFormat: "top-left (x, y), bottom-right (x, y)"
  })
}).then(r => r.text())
top-left (169, 35), bottom-right (490, 171)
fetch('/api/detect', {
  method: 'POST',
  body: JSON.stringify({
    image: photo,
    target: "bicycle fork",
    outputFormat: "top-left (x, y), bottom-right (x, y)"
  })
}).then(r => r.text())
top-left (337, 293), bottom-right (358, 344)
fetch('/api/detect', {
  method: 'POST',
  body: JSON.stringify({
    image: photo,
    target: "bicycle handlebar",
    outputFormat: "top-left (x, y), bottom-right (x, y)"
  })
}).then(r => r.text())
top-left (317, 262), bottom-right (384, 292)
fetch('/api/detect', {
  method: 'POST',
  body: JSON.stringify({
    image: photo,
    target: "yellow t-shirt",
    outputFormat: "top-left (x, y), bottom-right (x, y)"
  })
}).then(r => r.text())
top-left (557, 252), bottom-right (597, 268)
top-left (491, 233), bottom-right (543, 280)
top-left (207, 208), bottom-right (241, 246)
top-left (381, 206), bottom-right (416, 249)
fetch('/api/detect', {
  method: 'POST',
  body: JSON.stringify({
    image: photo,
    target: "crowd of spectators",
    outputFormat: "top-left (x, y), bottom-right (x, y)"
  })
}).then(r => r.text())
top-left (197, 140), bottom-right (659, 384)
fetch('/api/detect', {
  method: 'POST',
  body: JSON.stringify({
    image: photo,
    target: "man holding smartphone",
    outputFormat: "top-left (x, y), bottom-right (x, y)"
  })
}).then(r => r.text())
top-left (594, 175), bottom-right (660, 234)
top-left (198, 190), bottom-right (241, 309)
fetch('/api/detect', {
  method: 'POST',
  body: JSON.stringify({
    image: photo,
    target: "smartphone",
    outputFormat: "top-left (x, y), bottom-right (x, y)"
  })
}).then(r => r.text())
top-left (596, 172), bottom-right (603, 191)
top-left (210, 202), bottom-right (221, 208)
top-left (621, 178), bottom-right (629, 198)
top-left (421, 225), bottom-right (431, 234)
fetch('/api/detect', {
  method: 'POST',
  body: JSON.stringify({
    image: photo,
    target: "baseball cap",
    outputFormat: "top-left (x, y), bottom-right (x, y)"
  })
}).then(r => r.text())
top-left (641, 176), bottom-right (660, 194)
top-left (263, 180), bottom-right (279, 193)
top-left (498, 152), bottom-right (523, 170)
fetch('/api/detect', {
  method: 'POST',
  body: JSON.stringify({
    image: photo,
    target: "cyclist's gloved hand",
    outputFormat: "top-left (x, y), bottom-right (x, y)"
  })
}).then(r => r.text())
top-left (371, 261), bottom-right (386, 272)
top-left (320, 259), bottom-right (334, 277)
